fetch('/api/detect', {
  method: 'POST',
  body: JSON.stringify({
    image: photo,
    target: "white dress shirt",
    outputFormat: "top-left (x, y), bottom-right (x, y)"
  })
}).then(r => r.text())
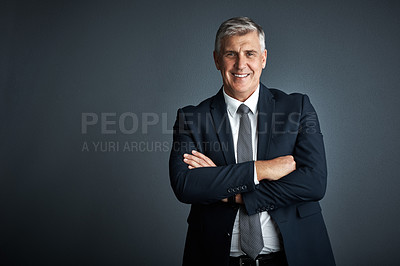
top-left (223, 86), bottom-right (281, 256)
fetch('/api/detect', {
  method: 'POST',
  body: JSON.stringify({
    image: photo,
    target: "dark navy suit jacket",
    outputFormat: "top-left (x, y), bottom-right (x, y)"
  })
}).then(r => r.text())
top-left (169, 84), bottom-right (335, 266)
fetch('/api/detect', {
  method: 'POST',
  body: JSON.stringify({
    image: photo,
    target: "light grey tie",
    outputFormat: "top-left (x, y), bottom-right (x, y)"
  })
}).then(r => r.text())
top-left (237, 104), bottom-right (264, 260)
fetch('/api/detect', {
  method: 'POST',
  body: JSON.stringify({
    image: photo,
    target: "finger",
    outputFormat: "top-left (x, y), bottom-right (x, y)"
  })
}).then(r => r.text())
top-left (192, 150), bottom-right (216, 166)
top-left (184, 158), bottom-right (201, 168)
top-left (183, 157), bottom-right (203, 168)
top-left (184, 153), bottom-right (209, 167)
top-left (192, 150), bottom-right (215, 166)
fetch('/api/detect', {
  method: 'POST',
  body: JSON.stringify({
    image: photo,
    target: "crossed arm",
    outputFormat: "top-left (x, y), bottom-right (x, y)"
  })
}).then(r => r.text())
top-left (184, 151), bottom-right (296, 182)
top-left (183, 151), bottom-right (296, 204)
top-left (170, 95), bottom-right (327, 214)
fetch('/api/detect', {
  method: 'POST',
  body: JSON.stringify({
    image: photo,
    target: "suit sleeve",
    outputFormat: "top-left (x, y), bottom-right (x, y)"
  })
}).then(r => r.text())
top-left (169, 108), bottom-right (256, 204)
top-left (242, 95), bottom-right (328, 215)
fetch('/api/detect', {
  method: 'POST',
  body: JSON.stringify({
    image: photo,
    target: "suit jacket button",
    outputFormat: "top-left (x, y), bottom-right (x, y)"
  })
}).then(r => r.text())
top-left (241, 185), bottom-right (247, 190)
top-left (227, 188), bottom-right (233, 193)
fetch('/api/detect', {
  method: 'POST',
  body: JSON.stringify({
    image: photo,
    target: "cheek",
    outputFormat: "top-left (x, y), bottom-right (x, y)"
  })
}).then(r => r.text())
top-left (223, 67), bottom-right (233, 76)
top-left (221, 60), bottom-right (234, 70)
top-left (252, 62), bottom-right (264, 73)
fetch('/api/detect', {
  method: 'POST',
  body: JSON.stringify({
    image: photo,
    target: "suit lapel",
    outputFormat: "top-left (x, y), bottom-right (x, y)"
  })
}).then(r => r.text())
top-left (210, 88), bottom-right (236, 165)
top-left (257, 84), bottom-right (275, 160)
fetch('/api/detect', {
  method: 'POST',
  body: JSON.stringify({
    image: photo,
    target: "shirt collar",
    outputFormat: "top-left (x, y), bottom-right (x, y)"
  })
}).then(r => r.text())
top-left (223, 85), bottom-right (260, 116)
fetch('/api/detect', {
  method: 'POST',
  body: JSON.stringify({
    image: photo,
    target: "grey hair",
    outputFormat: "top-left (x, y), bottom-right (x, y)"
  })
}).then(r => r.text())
top-left (214, 17), bottom-right (265, 54)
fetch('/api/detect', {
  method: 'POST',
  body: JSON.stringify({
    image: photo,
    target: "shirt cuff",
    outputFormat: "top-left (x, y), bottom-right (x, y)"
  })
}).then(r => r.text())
top-left (253, 162), bottom-right (259, 185)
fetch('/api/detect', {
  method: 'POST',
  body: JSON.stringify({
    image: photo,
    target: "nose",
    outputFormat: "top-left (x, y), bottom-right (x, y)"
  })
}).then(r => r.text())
top-left (235, 54), bottom-right (246, 70)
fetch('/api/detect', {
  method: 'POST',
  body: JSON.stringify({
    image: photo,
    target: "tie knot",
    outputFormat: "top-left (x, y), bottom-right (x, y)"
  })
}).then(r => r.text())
top-left (237, 104), bottom-right (251, 115)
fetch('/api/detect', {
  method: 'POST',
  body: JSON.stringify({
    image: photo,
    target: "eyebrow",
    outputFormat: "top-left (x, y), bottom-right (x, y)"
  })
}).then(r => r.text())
top-left (223, 49), bottom-right (259, 54)
top-left (245, 49), bottom-right (259, 54)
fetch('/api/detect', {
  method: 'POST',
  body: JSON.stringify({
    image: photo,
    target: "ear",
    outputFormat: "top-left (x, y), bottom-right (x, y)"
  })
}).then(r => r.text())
top-left (262, 49), bottom-right (267, 69)
top-left (213, 51), bottom-right (221, 70)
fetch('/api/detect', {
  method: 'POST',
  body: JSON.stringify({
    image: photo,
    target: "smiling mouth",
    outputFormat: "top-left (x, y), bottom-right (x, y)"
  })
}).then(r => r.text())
top-left (233, 73), bottom-right (250, 78)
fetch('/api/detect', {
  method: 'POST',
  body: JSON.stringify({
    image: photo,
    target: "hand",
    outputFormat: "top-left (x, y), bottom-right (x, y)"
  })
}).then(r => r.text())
top-left (183, 150), bottom-right (216, 169)
top-left (255, 155), bottom-right (296, 181)
top-left (235, 194), bottom-right (243, 204)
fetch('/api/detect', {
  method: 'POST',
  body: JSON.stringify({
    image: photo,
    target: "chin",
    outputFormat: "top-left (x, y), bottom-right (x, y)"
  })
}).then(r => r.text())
top-left (232, 85), bottom-right (253, 94)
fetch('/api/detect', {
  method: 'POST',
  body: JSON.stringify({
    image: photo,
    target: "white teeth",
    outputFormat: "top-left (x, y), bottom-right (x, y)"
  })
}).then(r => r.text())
top-left (234, 74), bottom-right (248, 78)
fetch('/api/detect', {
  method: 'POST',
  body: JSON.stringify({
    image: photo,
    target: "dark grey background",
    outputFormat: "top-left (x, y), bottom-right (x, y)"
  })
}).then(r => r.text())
top-left (1, 0), bottom-right (400, 265)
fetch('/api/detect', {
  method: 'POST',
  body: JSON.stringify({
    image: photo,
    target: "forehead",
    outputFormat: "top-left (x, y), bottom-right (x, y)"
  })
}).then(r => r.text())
top-left (220, 31), bottom-right (261, 51)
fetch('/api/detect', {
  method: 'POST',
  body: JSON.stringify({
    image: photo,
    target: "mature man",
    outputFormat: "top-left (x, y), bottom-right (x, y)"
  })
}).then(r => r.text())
top-left (169, 17), bottom-right (335, 266)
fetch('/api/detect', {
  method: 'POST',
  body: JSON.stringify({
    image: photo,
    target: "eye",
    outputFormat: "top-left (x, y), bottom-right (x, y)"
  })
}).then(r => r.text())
top-left (247, 52), bottom-right (255, 56)
top-left (225, 52), bottom-right (236, 57)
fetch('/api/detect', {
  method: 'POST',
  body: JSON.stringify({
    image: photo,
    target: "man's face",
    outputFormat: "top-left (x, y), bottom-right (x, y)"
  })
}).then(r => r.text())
top-left (214, 31), bottom-right (267, 102)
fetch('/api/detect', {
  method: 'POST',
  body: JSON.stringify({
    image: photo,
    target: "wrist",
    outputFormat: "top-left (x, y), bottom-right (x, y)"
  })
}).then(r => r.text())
top-left (255, 161), bottom-right (264, 181)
